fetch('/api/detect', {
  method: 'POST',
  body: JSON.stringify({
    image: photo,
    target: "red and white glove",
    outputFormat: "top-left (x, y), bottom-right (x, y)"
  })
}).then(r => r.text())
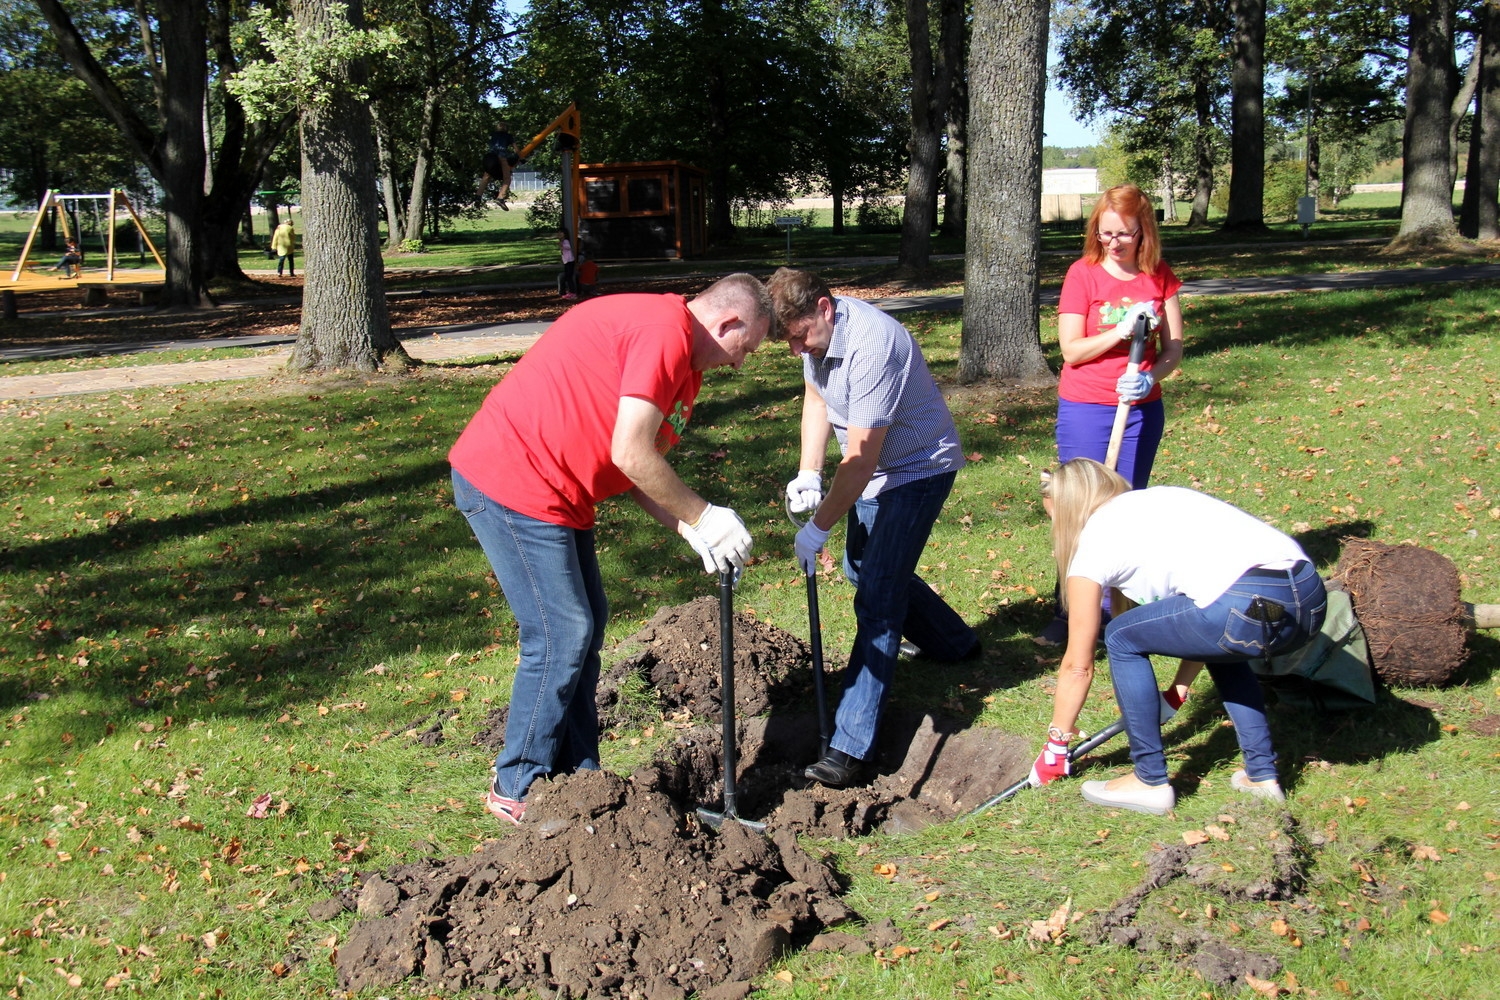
top-left (1160, 687), bottom-right (1186, 723)
top-left (1029, 739), bottom-right (1072, 787)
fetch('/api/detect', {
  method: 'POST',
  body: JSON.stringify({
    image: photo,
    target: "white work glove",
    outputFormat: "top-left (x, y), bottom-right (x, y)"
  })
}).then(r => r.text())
top-left (684, 504), bottom-right (752, 575)
top-left (1116, 370), bottom-right (1155, 402)
top-left (794, 520), bottom-right (831, 575)
top-left (1111, 301), bottom-right (1158, 341)
top-left (677, 520), bottom-right (716, 574)
top-left (785, 469), bottom-right (823, 515)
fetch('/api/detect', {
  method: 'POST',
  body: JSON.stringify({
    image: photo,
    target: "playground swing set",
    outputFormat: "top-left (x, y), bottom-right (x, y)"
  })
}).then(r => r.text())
top-left (8, 188), bottom-right (165, 287)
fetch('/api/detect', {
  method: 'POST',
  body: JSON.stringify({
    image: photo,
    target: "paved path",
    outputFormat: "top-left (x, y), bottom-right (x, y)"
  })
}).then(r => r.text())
top-left (4, 261), bottom-right (1498, 401)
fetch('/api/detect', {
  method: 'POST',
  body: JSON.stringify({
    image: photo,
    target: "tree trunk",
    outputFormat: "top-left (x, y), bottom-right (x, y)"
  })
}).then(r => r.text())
top-left (831, 185), bottom-right (845, 235)
top-left (36, 0), bottom-right (209, 306)
top-left (899, 0), bottom-right (963, 271)
top-left (1160, 148), bottom-right (1178, 222)
top-left (1460, 2), bottom-right (1500, 239)
top-left (1450, 43), bottom-right (1482, 189)
top-left (400, 86), bottom-right (442, 245)
top-left (373, 109), bottom-right (405, 249)
top-left (940, 70), bottom-right (968, 240)
top-left (1224, 0), bottom-right (1267, 232)
top-left (156, 0), bottom-right (210, 304)
top-left (288, 0), bottom-right (411, 372)
top-left (1394, 0), bottom-right (1463, 247)
top-left (959, 0), bottom-right (1053, 385)
top-left (1188, 75), bottom-right (1215, 227)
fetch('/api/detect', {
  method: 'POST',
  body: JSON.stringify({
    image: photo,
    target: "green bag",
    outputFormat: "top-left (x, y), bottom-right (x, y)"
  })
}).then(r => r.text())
top-left (1251, 587), bottom-right (1376, 712)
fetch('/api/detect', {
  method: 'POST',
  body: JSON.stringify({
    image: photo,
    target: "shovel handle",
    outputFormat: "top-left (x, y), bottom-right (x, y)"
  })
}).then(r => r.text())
top-left (719, 570), bottom-right (739, 819)
top-left (1104, 312), bottom-right (1152, 472)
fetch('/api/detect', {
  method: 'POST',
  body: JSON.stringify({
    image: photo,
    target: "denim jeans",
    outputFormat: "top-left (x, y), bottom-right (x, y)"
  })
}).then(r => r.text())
top-left (1103, 561), bottom-right (1327, 786)
top-left (830, 471), bottom-right (977, 761)
top-left (452, 469), bottom-right (605, 801)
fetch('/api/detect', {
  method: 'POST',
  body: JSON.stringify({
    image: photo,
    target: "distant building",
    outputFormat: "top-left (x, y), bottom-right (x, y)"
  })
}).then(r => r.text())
top-left (1041, 168), bottom-right (1098, 223)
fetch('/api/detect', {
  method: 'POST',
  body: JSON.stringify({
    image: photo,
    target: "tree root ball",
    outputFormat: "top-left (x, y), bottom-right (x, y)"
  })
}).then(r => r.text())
top-left (1333, 539), bottom-right (1468, 687)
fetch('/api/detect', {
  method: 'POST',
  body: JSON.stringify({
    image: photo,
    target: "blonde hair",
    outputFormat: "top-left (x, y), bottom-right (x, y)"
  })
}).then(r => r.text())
top-left (1082, 184), bottom-right (1163, 274)
top-left (1044, 458), bottom-right (1132, 610)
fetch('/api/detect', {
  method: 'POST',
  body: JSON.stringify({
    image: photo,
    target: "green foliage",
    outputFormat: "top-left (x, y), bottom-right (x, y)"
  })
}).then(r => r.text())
top-left (526, 185), bottom-right (562, 235)
top-left (397, 237), bottom-right (426, 253)
top-left (855, 195), bottom-right (902, 233)
top-left (1263, 157), bottom-right (1309, 219)
top-left (228, 4), bottom-right (404, 121)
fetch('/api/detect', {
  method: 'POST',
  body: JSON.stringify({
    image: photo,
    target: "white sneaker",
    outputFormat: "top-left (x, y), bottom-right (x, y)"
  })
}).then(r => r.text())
top-left (1081, 779), bottom-right (1175, 815)
top-left (1231, 769), bottom-right (1286, 803)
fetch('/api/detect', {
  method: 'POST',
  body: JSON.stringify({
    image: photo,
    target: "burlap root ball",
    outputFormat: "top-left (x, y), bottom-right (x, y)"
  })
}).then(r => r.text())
top-left (1333, 538), bottom-right (1468, 687)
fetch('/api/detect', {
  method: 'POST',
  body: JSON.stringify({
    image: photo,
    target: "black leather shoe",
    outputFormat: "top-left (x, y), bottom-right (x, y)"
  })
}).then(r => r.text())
top-left (900, 638), bottom-right (983, 662)
top-left (804, 749), bottom-right (862, 788)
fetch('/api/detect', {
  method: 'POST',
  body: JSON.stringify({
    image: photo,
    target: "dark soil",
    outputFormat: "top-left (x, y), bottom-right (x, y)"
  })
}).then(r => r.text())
top-left (333, 768), bottom-right (857, 997)
top-left (474, 594), bottom-right (1033, 836)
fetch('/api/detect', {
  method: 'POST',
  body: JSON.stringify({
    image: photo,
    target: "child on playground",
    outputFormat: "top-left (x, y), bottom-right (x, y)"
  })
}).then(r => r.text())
top-left (558, 230), bottom-right (578, 300)
top-left (53, 237), bottom-right (83, 278)
top-left (478, 122), bottom-right (519, 209)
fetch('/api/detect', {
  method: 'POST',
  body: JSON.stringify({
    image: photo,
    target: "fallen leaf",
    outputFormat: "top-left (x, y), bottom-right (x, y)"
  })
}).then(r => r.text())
top-left (1270, 918), bottom-right (1291, 937)
top-left (1412, 844), bottom-right (1442, 862)
top-left (1026, 899), bottom-right (1071, 944)
top-left (873, 863), bottom-right (898, 878)
top-left (774, 970), bottom-right (793, 983)
top-left (1204, 824), bottom-right (1231, 841)
top-left (246, 793), bottom-right (273, 819)
top-left (1429, 908), bottom-right (1450, 924)
top-left (1182, 829), bottom-right (1209, 846)
top-left (1245, 972), bottom-right (1281, 997)
top-left (927, 917), bottom-right (951, 932)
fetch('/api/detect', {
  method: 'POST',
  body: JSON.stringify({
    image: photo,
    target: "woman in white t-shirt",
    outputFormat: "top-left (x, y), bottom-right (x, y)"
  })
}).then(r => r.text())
top-left (1039, 458), bottom-right (1326, 815)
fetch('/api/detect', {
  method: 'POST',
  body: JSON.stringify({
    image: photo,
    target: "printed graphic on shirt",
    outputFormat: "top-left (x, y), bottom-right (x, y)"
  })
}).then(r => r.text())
top-left (1096, 298), bottom-right (1146, 328)
top-left (658, 399), bottom-right (691, 452)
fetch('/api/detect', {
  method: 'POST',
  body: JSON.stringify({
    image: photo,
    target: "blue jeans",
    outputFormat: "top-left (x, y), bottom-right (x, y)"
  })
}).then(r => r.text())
top-left (452, 469), bottom-right (605, 801)
top-left (1057, 398), bottom-right (1165, 491)
top-left (1103, 562), bottom-right (1327, 786)
top-left (831, 471), bottom-right (977, 761)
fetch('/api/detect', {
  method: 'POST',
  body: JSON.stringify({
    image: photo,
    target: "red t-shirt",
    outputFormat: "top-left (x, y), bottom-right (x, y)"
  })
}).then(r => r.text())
top-left (448, 294), bottom-right (702, 530)
top-left (1056, 259), bottom-right (1182, 405)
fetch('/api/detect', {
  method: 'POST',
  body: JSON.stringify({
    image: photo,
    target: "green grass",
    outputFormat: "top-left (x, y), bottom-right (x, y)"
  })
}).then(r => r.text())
top-left (3, 279), bottom-right (1498, 998)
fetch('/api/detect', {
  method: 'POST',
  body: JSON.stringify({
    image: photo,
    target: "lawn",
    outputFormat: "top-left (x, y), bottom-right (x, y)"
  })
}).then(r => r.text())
top-left (2, 274), bottom-right (1497, 997)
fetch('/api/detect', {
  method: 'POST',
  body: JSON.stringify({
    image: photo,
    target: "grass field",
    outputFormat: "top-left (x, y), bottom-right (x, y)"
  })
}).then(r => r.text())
top-left (2, 265), bottom-right (1497, 997)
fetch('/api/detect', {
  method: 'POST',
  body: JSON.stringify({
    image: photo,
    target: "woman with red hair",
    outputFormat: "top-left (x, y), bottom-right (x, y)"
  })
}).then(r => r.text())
top-left (1036, 184), bottom-right (1185, 646)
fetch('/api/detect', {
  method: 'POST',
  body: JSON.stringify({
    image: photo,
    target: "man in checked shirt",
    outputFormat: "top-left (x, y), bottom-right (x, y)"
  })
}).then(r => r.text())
top-left (769, 267), bottom-right (982, 788)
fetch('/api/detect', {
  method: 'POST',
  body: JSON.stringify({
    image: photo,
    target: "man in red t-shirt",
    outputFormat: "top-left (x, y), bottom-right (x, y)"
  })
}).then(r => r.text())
top-left (449, 272), bottom-right (779, 825)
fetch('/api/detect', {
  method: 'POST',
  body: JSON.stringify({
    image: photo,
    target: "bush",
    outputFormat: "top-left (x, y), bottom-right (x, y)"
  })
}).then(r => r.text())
top-left (1264, 159), bottom-right (1309, 220)
top-left (398, 238), bottom-right (426, 254)
top-left (527, 187), bottom-right (563, 235)
top-left (855, 196), bottom-right (902, 233)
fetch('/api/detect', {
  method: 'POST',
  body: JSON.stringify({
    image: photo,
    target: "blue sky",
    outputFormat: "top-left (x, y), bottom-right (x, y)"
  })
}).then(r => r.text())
top-left (1044, 82), bottom-right (1100, 148)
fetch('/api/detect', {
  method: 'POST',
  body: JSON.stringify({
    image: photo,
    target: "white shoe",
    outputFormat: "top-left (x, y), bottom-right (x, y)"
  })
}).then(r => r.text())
top-left (1081, 779), bottom-right (1175, 815)
top-left (1230, 769), bottom-right (1286, 803)
top-left (1159, 691), bottom-right (1180, 723)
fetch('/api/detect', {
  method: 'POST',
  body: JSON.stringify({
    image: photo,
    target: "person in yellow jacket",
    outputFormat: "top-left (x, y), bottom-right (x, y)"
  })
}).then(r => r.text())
top-left (271, 221), bottom-right (296, 277)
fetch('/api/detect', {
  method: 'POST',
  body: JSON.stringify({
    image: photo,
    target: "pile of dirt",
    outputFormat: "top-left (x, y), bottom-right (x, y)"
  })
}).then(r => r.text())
top-left (1334, 539), bottom-right (1468, 686)
top-left (330, 596), bottom-right (1027, 994)
top-left (474, 595), bottom-right (1032, 836)
top-left (333, 768), bottom-right (857, 997)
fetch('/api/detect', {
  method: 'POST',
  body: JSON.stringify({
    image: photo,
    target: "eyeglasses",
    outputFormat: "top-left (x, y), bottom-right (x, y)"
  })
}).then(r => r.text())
top-left (1097, 229), bottom-right (1140, 244)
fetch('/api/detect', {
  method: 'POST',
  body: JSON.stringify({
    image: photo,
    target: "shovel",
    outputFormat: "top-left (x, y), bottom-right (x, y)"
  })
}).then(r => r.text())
top-left (695, 569), bottom-right (767, 833)
top-left (1103, 310), bottom-right (1152, 471)
top-left (967, 718), bottom-right (1126, 817)
top-left (787, 499), bottom-right (833, 758)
